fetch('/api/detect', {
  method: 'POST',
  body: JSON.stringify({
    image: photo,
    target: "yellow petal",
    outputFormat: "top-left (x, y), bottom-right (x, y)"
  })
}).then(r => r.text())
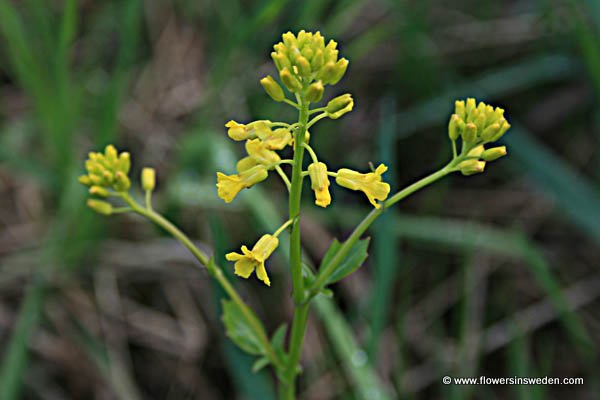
top-left (216, 172), bottom-right (245, 203)
top-left (225, 251), bottom-right (243, 261)
top-left (233, 257), bottom-right (257, 279)
top-left (314, 186), bottom-right (331, 208)
top-left (255, 263), bottom-right (271, 286)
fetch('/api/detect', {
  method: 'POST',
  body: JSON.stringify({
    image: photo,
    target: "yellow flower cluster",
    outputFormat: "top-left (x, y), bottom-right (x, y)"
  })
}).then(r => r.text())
top-left (218, 30), bottom-right (390, 286)
top-left (78, 145), bottom-right (132, 214)
top-left (448, 98), bottom-right (511, 175)
top-left (216, 120), bottom-right (295, 203)
top-left (79, 145), bottom-right (131, 192)
top-left (266, 30), bottom-right (349, 97)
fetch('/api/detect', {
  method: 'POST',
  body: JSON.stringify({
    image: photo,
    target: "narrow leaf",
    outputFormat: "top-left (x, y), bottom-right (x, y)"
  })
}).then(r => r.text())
top-left (221, 300), bottom-right (264, 356)
top-left (321, 237), bottom-right (371, 285)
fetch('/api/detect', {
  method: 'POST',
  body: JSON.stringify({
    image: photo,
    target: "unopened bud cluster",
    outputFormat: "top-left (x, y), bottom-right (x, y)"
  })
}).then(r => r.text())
top-left (79, 144), bottom-right (157, 215)
top-left (262, 30), bottom-right (349, 101)
top-left (79, 145), bottom-right (131, 194)
top-left (448, 98), bottom-right (511, 175)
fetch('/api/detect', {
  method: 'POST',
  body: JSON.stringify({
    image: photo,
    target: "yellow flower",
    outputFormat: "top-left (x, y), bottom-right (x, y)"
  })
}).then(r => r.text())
top-left (308, 162), bottom-right (331, 208)
top-left (246, 138), bottom-right (281, 165)
top-left (257, 127), bottom-right (292, 150)
top-left (225, 120), bottom-right (272, 141)
top-left (216, 165), bottom-right (268, 203)
top-left (226, 120), bottom-right (253, 141)
top-left (226, 234), bottom-right (279, 286)
top-left (336, 164), bottom-right (391, 208)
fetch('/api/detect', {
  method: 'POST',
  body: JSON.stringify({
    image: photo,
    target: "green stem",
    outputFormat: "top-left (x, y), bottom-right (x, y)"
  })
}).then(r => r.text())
top-left (309, 161), bottom-right (457, 293)
top-left (289, 98), bottom-right (309, 304)
top-left (281, 303), bottom-right (310, 400)
top-left (120, 193), bottom-right (283, 371)
top-left (282, 96), bottom-right (311, 397)
top-left (275, 165), bottom-right (292, 191)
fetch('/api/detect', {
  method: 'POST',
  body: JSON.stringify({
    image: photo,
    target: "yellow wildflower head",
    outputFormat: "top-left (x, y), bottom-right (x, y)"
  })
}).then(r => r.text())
top-left (216, 165), bottom-right (268, 203)
top-left (336, 164), bottom-right (391, 208)
top-left (226, 234), bottom-right (279, 286)
top-left (448, 98), bottom-right (511, 146)
top-left (79, 145), bottom-right (131, 193)
top-left (245, 138), bottom-right (281, 166)
top-left (308, 162), bottom-right (331, 208)
top-left (271, 30), bottom-right (349, 93)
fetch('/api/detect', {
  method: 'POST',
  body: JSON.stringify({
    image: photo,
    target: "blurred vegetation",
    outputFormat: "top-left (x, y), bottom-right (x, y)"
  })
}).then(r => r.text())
top-left (0, 0), bottom-right (599, 399)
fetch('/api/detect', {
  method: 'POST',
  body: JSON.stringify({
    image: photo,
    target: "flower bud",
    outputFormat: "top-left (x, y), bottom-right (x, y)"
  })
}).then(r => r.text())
top-left (105, 145), bottom-right (118, 164)
top-left (117, 152), bottom-right (131, 174)
top-left (455, 100), bottom-right (466, 120)
top-left (295, 56), bottom-right (311, 79)
top-left (280, 68), bottom-right (302, 92)
top-left (89, 186), bottom-right (110, 197)
top-left (480, 123), bottom-right (500, 141)
top-left (491, 121), bottom-right (511, 142)
top-left (326, 94), bottom-right (353, 114)
top-left (324, 40), bottom-right (338, 63)
top-left (481, 146), bottom-right (507, 161)
top-left (301, 45), bottom-right (314, 60)
top-left (458, 159), bottom-right (486, 176)
top-left (272, 52), bottom-right (291, 71)
top-left (260, 75), bottom-right (285, 102)
top-left (467, 145), bottom-right (485, 158)
top-left (306, 81), bottom-right (324, 103)
top-left (311, 49), bottom-right (324, 70)
top-left (328, 58), bottom-right (349, 85)
top-left (142, 167), bottom-right (156, 192)
top-left (113, 171), bottom-right (131, 192)
top-left (465, 98), bottom-right (476, 117)
top-left (79, 175), bottom-right (92, 186)
top-left (462, 123), bottom-right (478, 143)
top-left (448, 114), bottom-right (462, 141)
top-left (467, 108), bottom-right (479, 124)
top-left (320, 61), bottom-right (336, 84)
top-left (282, 32), bottom-right (296, 47)
top-left (87, 199), bottom-right (113, 215)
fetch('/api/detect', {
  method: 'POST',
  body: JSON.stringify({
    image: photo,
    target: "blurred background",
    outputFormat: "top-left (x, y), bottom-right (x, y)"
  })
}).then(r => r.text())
top-left (1, 0), bottom-right (600, 399)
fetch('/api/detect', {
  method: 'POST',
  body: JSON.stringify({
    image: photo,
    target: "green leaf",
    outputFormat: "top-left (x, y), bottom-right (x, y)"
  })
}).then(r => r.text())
top-left (221, 300), bottom-right (265, 356)
top-left (251, 357), bottom-right (270, 373)
top-left (321, 237), bottom-right (371, 285)
top-left (271, 324), bottom-right (288, 365)
top-left (271, 324), bottom-right (287, 351)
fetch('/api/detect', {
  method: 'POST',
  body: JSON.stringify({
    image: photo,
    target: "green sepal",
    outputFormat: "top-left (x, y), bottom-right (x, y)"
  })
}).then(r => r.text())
top-left (221, 300), bottom-right (265, 356)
